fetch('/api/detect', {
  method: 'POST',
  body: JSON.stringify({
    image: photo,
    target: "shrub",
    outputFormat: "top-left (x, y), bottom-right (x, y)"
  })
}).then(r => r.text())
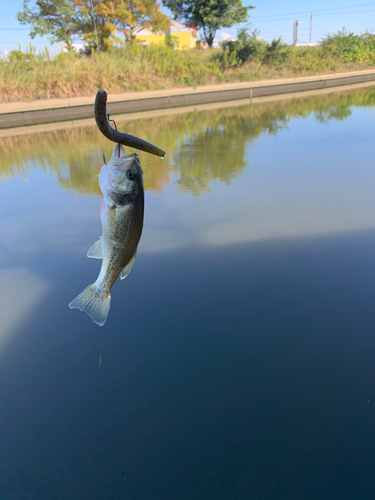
top-left (221, 28), bottom-right (267, 65)
top-left (265, 38), bottom-right (291, 65)
top-left (218, 29), bottom-right (291, 67)
top-left (321, 29), bottom-right (375, 63)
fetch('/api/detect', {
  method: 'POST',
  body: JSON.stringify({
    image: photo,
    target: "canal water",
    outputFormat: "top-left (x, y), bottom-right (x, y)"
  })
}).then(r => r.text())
top-left (1, 87), bottom-right (375, 499)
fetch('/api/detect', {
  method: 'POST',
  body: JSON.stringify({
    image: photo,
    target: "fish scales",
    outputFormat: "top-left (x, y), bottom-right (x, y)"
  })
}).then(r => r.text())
top-left (98, 201), bottom-right (143, 294)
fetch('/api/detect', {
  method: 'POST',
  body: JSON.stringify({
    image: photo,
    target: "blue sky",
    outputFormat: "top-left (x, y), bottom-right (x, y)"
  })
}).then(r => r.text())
top-left (2, 0), bottom-right (375, 52)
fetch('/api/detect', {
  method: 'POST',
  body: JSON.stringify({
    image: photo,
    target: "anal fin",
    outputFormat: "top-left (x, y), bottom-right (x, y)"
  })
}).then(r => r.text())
top-left (87, 237), bottom-right (103, 259)
top-left (120, 251), bottom-right (137, 280)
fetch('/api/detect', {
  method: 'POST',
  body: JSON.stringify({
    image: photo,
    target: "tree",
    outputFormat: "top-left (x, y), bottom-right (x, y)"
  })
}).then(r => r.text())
top-left (18, 0), bottom-right (169, 52)
top-left (17, 0), bottom-right (81, 49)
top-left (163, 0), bottom-right (253, 48)
top-left (100, 0), bottom-right (169, 41)
top-left (74, 0), bottom-right (117, 51)
top-left (75, 0), bottom-right (169, 50)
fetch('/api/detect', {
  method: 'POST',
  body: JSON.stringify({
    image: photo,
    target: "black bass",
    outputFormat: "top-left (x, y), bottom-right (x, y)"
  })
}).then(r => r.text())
top-left (69, 144), bottom-right (144, 326)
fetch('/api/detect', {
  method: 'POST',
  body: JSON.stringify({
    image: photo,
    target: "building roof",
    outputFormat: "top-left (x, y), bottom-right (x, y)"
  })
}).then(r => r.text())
top-left (133, 17), bottom-right (198, 35)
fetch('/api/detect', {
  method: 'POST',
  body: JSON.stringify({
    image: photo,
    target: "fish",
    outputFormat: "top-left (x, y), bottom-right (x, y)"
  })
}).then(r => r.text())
top-left (69, 144), bottom-right (144, 326)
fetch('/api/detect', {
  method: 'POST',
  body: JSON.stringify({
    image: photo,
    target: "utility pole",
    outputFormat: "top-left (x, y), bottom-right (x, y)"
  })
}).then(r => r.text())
top-left (293, 20), bottom-right (299, 44)
top-left (90, 0), bottom-right (100, 52)
top-left (309, 12), bottom-right (314, 44)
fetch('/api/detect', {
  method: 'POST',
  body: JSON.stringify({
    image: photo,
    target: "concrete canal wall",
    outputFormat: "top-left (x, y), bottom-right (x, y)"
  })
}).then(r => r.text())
top-left (1, 69), bottom-right (375, 130)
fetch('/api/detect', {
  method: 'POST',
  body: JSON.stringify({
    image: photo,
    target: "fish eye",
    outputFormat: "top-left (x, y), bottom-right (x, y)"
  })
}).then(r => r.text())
top-left (126, 170), bottom-right (135, 180)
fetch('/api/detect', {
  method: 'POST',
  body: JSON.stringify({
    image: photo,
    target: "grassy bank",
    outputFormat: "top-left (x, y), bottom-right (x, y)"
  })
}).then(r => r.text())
top-left (1, 31), bottom-right (375, 102)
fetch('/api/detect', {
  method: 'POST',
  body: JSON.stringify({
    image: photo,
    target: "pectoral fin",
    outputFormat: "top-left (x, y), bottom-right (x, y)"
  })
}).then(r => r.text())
top-left (87, 237), bottom-right (103, 259)
top-left (120, 251), bottom-right (137, 280)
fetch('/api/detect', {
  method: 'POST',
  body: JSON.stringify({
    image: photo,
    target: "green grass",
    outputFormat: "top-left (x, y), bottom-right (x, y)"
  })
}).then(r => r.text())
top-left (1, 31), bottom-right (375, 102)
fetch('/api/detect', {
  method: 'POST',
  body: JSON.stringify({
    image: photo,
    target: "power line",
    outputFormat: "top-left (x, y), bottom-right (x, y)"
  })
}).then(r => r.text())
top-left (255, 27), bottom-right (375, 37)
top-left (252, 9), bottom-right (375, 24)
top-left (252, 2), bottom-right (375, 19)
top-left (320, 8), bottom-right (375, 16)
top-left (308, 2), bottom-right (375, 13)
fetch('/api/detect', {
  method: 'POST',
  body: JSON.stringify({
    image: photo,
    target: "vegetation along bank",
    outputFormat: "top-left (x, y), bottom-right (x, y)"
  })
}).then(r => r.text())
top-left (4, 0), bottom-right (375, 103)
top-left (3, 29), bottom-right (375, 103)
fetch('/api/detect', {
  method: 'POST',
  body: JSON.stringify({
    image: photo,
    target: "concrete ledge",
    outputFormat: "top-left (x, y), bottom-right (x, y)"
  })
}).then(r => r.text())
top-left (1, 71), bottom-right (375, 129)
top-left (1, 80), bottom-right (375, 139)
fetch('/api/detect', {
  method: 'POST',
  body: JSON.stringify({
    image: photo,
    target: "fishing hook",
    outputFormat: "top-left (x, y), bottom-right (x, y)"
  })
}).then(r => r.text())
top-left (94, 90), bottom-right (166, 158)
top-left (107, 114), bottom-right (117, 131)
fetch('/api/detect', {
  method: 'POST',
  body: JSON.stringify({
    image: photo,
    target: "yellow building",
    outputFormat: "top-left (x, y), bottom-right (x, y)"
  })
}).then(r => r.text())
top-left (133, 18), bottom-right (198, 50)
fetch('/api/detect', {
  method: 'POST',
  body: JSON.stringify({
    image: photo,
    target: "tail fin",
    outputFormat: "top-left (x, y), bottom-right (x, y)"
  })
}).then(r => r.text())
top-left (68, 284), bottom-right (110, 327)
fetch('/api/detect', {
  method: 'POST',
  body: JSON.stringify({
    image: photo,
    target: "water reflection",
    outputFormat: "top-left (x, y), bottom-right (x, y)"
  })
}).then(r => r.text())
top-left (2, 86), bottom-right (375, 500)
top-left (0, 267), bottom-right (50, 345)
top-left (1, 86), bottom-right (375, 197)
